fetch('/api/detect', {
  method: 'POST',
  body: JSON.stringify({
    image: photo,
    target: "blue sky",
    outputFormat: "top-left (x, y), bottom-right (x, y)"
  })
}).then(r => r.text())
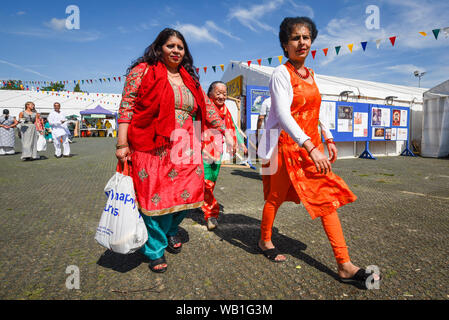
top-left (0, 0), bottom-right (448, 94)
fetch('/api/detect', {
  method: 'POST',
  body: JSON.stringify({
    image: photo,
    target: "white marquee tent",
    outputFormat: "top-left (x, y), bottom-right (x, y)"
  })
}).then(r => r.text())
top-left (221, 61), bottom-right (428, 158)
top-left (0, 89), bottom-right (121, 119)
top-left (421, 80), bottom-right (449, 158)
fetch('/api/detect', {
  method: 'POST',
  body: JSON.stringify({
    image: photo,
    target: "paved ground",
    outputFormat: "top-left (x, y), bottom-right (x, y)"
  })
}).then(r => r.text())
top-left (0, 136), bottom-right (448, 301)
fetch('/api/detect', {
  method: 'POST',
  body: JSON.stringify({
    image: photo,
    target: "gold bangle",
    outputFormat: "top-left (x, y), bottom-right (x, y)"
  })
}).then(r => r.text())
top-left (116, 144), bottom-right (129, 150)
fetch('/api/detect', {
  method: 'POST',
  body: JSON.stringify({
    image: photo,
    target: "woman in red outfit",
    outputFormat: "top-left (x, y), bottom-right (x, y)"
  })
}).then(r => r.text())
top-left (116, 28), bottom-right (226, 273)
top-left (257, 17), bottom-right (381, 288)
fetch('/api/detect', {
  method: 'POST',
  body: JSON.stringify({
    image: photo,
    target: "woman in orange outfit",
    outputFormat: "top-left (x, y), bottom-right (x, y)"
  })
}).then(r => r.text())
top-left (257, 17), bottom-right (381, 288)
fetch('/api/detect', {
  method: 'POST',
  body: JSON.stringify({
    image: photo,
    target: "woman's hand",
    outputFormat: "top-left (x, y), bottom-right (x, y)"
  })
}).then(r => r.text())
top-left (327, 141), bottom-right (338, 163)
top-left (303, 140), bottom-right (331, 174)
top-left (116, 146), bottom-right (131, 164)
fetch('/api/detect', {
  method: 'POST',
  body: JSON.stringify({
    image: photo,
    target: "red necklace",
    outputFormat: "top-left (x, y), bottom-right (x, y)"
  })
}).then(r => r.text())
top-left (288, 61), bottom-right (310, 79)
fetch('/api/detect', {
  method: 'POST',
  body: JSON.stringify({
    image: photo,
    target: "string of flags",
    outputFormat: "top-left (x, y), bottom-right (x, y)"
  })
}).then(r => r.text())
top-left (2, 26), bottom-right (448, 87)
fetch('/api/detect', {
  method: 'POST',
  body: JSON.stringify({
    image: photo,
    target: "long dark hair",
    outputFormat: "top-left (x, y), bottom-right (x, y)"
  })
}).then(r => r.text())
top-left (127, 28), bottom-right (200, 86)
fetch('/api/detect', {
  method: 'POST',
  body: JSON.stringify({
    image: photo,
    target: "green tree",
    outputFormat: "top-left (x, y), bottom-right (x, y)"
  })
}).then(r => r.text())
top-left (0, 80), bottom-right (24, 90)
top-left (40, 82), bottom-right (65, 92)
top-left (73, 83), bottom-right (83, 92)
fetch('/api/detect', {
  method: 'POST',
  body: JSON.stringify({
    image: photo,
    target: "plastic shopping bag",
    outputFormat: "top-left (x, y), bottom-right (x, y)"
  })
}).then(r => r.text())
top-left (37, 134), bottom-right (47, 152)
top-left (95, 161), bottom-right (148, 254)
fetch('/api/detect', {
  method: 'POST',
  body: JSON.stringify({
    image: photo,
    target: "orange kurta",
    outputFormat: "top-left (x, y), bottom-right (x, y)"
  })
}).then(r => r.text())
top-left (263, 63), bottom-right (357, 220)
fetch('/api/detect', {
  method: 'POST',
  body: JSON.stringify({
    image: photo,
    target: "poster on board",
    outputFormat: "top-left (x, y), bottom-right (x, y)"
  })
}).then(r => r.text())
top-left (337, 105), bottom-right (353, 132)
top-left (246, 86), bottom-right (270, 132)
top-left (397, 128), bottom-right (408, 140)
top-left (400, 110), bottom-right (408, 127)
top-left (354, 112), bottom-right (368, 137)
top-left (320, 101), bottom-right (336, 130)
top-left (372, 127), bottom-right (385, 139)
top-left (392, 109), bottom-right (401, 126)
top-left (391, 127), bottom-right (397, 140)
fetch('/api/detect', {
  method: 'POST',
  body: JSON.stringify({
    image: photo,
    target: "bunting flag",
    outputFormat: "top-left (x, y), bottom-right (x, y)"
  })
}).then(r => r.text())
top-left (361, 41), bottom-right (368, 51)
top-left (311, 50), bottom-right (317, 59)
top-left (257, 59), bottom-right (262, 66)
top-left (247, 60), bottom-right (252, 67)
top-left (267, 57), bottom-right (272, 65)
top-left (322, 48), bottom-right (328, 56)
top-left (432, 29), bottom-right (440, 40)
top-left (389, 36), bottom-right (397, 46)
top-left (347, 44), bottom-right (354, 53)
top-left (220, 64), bottom-right (224, 71)
top-left (203, 67), bottom-right (207, 74)
top-left (335, 46), bottom-right (341, 55)
top-left (376, 39), bottom-right (382, 49)
top-left (419, 31), bottom-right (427, 36)
top-left (212, 66), bottom-right (216, 72)
top-left (444, 27), bottom-right (449, 38)
top-left (195, 68), bottom-right (199, 74)
top-left (277, 55), bottom-right (283, 64)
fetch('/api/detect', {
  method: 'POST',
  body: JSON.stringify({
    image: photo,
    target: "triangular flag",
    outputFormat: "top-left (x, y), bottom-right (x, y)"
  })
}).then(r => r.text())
top-left (361, 41), bottom-right (368, 51)
top-left (267, 57), bottom-right (272, 65)
top-left (443, 27), bottom-right (449, 38)
top-left (311, 50), bottom-right (317, 59)
top-left (231, 63), bottom-right (234, 69)
top-left (247, 60), bottom-right (252, 67)
top-left (322, 48), bottom-right (328, 56)
top-left (419, 31), bottom-right (427, 37)
top-left (220, 64), bottom-right (224, 71)
top-left (257, 59), bottom-right (262, 66)
top-left (118, 77), bottom-right (121, 82)
top-left (277, 56), bottom-right (283, 64)
top-left (432, 29), bottom-right (440, 40)
top-left (375, 39), bottom-right (382, 49)
top-left (195, 68), bottom-right (199, 74)
top-left (203, 67), bottom-right (207, 74)
top-left (348, 44), bottom-right (354, 53)
top-left (389, 36), bottom-right (396, 46)
top-left (335, 46), bottom-right (341, 55)
top-left (212, 66), bottom-right (216, 72)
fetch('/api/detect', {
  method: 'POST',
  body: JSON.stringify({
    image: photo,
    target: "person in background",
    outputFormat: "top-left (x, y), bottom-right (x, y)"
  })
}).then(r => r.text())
top-left (201, 81), bottom-right (246, 231)
top-left (0, 109), bottom-right (18, 155)
top-left (44, 119), bottom-right (52, 142)
top-left (256, 96), bottom-right (271, 145)
top-left (48, 102), bottom-right (71, 158)
top-left (18, 102), bottom-right (42, 161)
top-left (116, 28), bottom-right (227, 273)
top-left (257, 16), bottom-right (381, 288)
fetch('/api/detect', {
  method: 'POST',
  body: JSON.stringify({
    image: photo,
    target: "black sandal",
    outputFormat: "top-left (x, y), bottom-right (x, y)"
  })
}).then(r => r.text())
top-left (167, 235), bottom-right (182, 254)
top-left (149, 255), bottom-right (167, 273)
top-left (340, 268), bottom-right (382, 288)
top-left (258, 246), bottom-right (286, 263)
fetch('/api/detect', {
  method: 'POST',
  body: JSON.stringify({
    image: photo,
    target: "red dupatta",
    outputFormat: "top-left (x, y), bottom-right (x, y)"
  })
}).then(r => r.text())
top-left (127, 61), bottom-right (207, 152)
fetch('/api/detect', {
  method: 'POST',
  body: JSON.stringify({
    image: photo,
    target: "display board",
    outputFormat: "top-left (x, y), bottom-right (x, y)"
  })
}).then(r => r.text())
top-left (322, 100), bottom-right (410, 143)
top-left (246, 85), bottom-right (270, 131)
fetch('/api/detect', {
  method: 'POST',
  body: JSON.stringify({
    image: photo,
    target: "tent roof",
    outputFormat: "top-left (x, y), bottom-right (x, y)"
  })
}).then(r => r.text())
top-left (80, 105), bottom-right (115, 115)
top-left (424, 79), bottom-right (449, 99)
top-left (221, 61), bottom-right (428, 106)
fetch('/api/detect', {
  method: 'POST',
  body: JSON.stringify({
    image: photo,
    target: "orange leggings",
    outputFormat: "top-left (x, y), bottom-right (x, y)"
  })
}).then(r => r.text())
top-left (261, 198), bottom-right (350, 264)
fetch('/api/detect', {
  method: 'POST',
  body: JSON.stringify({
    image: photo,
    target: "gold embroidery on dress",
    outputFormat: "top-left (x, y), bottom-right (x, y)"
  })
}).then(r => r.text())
top-left (168, 168), bottom-right (178, 181)
top-left (138, 168), bottom-right (149, 181)
top-left (180, 190), bottom-right (191, 201)
top-left (151, 194), bottom-right (161, 206)
top-left (196, 166), bottom-right (202, 176)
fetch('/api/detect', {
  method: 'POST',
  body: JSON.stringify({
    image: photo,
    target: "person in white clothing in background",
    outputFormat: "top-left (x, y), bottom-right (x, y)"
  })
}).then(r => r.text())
top-left (48, 102), bottom-right (71, 158)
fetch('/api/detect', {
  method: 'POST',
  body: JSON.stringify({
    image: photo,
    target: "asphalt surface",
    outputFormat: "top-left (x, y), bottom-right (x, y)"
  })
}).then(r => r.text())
top-left (0, 136), bottom-right (448, 300)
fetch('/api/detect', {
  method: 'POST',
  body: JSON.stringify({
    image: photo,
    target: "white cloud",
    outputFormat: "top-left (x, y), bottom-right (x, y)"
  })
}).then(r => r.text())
top-left (173, 22), bottom-right (223, 47)
top-left (0, 59), bottom-right (52, 79)
top-left (204, 21), bottom-right (241, 41)
top-left (386, 64), bottom-right (426, 75)
top-left (228, 0), bottom-right (284, 33)
top-left (227, 0), bottom-right (314, 33)
top-left (16, 11), bottom-right (26, 16)
top-left (44, 18), bottom-right (67, 32)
